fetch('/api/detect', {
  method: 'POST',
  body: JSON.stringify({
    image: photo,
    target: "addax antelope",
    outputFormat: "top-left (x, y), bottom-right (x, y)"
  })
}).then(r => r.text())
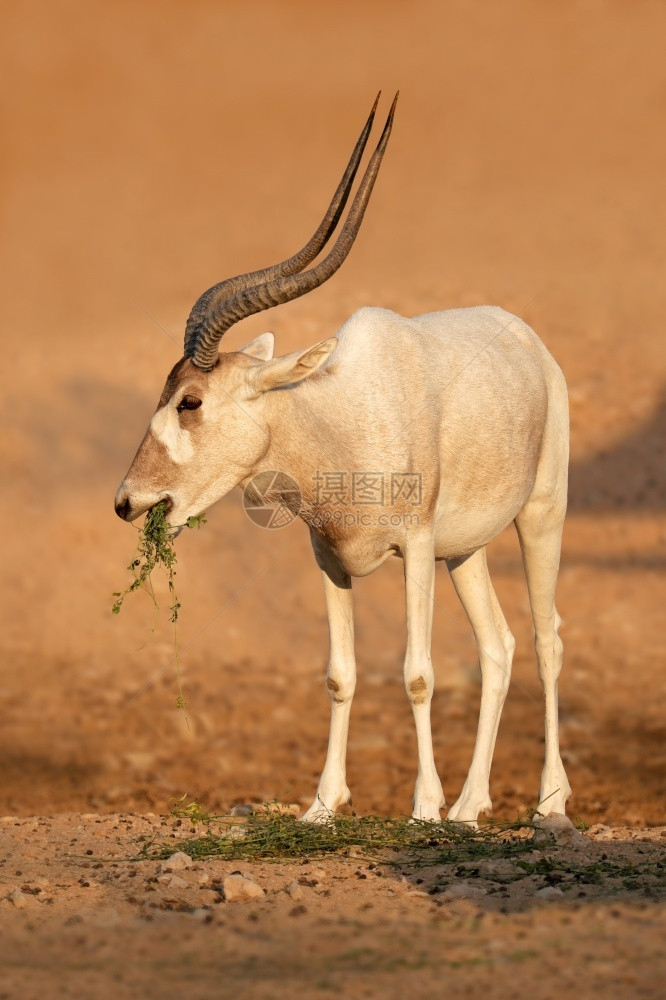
top-left (115, 94), bottom-right (571, 824)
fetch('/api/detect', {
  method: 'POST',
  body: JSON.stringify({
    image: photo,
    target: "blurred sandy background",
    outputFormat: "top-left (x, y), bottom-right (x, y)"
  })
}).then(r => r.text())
top-left (1, 0), bottom-right (664, 824)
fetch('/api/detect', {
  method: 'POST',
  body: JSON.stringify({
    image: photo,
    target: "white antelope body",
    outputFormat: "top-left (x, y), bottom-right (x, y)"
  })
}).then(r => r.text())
top-left (116, 96), bottom-right (571, 824)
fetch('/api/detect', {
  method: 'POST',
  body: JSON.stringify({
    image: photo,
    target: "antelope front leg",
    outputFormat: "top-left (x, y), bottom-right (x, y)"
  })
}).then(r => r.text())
top-left (301, 567), bottom-right (355, 823)
top-left (404, 543), bottom-right (445, 822)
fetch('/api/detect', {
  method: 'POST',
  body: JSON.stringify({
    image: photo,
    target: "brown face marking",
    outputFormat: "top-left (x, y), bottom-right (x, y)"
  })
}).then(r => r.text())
top-left (157, 356), bottom-right (212, 410)
top-left (129, 427), bottom-right (176, 487)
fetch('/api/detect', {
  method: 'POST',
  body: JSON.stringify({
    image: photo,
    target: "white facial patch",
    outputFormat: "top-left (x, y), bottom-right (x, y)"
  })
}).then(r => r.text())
top-left (150, 400), bottom-right (195, 464)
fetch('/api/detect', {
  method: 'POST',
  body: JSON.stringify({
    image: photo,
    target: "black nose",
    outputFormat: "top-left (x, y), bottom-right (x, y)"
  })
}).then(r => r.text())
top-left (115, 496), bottom-right (131, 521)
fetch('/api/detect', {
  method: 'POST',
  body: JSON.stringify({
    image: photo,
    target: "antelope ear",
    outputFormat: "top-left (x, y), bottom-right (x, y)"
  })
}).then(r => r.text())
top-left (248, 338), bottom-right (337, 394)
top-left (239, 332), bottom-right (275, 361)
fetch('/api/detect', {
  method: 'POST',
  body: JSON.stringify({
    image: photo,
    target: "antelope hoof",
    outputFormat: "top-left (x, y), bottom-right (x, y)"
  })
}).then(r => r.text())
top-left (410, 805), bottom-right (443, 824)
top-left (300, 786), bottom-right (351, 825)
top-left (533, 761), bottom-right (572, 820)
top-left (411, 795), bottom-right (445, 824)
top-left (447, 792), bottom-right (493, 828)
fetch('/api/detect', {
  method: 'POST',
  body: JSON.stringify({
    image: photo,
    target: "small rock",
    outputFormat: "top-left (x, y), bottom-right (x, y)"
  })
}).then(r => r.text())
top-left (285, 881), bottom-right (305, 901)
top-left (192, 907), bottom-right (213, 922)
top-left (78, 879), bottom-right (99, 889)
top-left (482, 860), bottom-right (520, 877)
top-left (8, 889), bottom-right (28, 909)
top-left (437, 898), bottom-right (483, 920)
top-left (230, 804), bottom-right (254, 817)
top-left (167, 875), bottom-right (190, 890)
top-left (439, 882), bottom-right (488, 901)
top-left (223, 875), bottom-right (265, 902)
top-left (536, 886), bottom-right (565, 899)
top-left (158, 851), bottom-right (193, 873)
top-left (587, 823), bottom-right (613, 839)
top-left (533, 813), bottom-right (585, 847)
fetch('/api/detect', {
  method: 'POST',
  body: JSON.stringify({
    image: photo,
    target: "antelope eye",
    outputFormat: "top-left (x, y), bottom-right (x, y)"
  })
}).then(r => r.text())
top-left (177, 395), bottom-right (202, 412)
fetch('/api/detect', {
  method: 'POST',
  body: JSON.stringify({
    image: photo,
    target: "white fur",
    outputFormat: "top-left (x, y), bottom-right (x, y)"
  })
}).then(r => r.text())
top-left (150, 400), bottom-right (194, 464)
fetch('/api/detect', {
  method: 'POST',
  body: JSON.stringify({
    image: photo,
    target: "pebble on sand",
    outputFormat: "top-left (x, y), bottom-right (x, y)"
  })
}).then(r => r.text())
top-left (533, 813), bottom-right (586, 847)
top-left (223, 875), bottom-right (265, 902)
top-left (158, 852), bottom-right (194, 873)
top-left (166, 875), bottom-right (190, 890)
top-left (536, 886), bottom-right (565, 899)
top-left (285, 880), bottom-right (305, 901)
top-left (439, 882), bottom-right (488, 901)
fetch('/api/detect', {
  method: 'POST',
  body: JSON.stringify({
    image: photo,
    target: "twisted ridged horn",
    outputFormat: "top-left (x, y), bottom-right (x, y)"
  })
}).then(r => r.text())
top-left (188, 93), bottom-right (398, 371)
top-left (183, 94), bottom-right (381, 358)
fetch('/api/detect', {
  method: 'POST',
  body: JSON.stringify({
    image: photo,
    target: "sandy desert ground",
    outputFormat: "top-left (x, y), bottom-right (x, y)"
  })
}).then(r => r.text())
top-left (1, 1), bottom-right (665, 996)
